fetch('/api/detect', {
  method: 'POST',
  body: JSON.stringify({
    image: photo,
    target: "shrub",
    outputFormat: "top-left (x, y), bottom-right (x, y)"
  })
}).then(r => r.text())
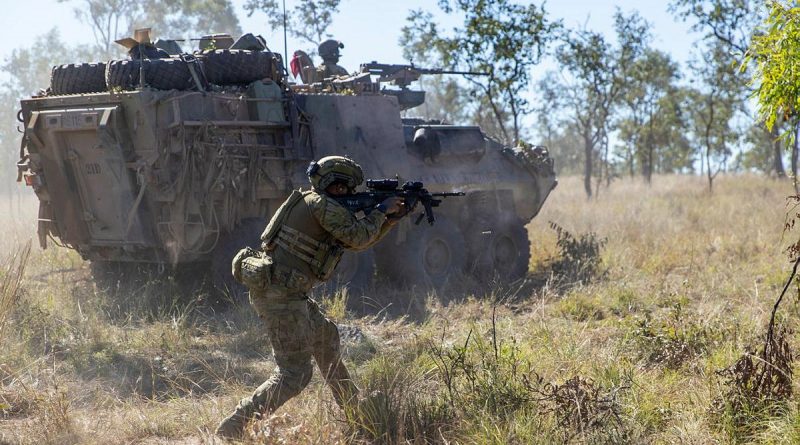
top-left (629, 303), bottom-right (723, 369)
top-left (548, 222), bottom-right (607, 287)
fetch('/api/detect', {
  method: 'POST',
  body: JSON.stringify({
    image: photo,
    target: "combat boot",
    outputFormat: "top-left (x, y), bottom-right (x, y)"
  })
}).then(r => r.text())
top-left (215, 409), bottom-right (249, 440)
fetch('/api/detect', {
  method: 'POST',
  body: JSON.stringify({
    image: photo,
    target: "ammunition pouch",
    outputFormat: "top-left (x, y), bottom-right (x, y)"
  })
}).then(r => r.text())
top-left (270, 263), bottom-right (312, 292)
top-left (232, 247), bottom-right (273, 291)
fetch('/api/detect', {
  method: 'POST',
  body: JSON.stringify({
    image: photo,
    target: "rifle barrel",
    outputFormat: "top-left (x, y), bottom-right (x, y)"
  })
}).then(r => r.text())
top-left (432, 192), bottom-right (466, 197)
top-left (421, 69), bottom-right (489, 76)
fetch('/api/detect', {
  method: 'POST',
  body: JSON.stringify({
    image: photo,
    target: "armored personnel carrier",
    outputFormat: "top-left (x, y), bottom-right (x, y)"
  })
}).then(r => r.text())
top-left (16, 36), bottom-right (556, 306)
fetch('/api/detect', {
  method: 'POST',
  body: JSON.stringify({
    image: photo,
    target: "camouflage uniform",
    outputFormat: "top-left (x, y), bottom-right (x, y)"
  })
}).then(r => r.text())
top-left (316, 62), bottom-right (349, 79)
top-left (216, 187), bottom-right (394, 437)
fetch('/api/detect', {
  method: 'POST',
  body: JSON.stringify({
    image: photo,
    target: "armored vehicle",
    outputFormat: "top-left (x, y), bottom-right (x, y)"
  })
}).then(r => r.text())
top-left (16, 40), bottom-right (556, 306)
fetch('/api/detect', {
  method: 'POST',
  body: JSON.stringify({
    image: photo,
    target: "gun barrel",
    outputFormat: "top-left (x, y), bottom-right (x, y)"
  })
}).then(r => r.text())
top-left (431, 192), bottom-right (466, 197)
top-left (419, 69), bottom-right (489, 76)
top-left (359, 63), bottom-right (488, 77)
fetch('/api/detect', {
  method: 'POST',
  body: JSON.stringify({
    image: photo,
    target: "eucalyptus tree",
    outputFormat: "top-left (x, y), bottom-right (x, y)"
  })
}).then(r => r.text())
top-left (688, 42), bottom-right (745, 192)
top-left (244, 0), bottom-right (341, 56)
top-left (556, 11), bottom-right (648, 198)
top-left (400, 0), bottom-right (560, 146)
top-left (746, 1), bottom-right (800, 189)
top-left (670, 0), bottom-right (780, 176)
top-left (58, 0), bottom-right (241, 58)
top-left (616, 49), bottom-right (683, 182)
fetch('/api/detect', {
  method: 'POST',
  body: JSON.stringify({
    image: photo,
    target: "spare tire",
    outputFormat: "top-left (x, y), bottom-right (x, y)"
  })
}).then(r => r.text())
top-left (50, 62), bottom-right (107, 95)
top-left (106, 59), bottom-right (193, 91)
top-left (200, 50), bottom-right (276, 85)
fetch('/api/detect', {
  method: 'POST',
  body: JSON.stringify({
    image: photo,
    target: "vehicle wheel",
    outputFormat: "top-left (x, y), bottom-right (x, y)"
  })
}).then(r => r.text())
top-left (210, 218), bottom-right (267, 303)
top-left (323, 249), bottom-right (375, 313)
top-left (50, 63), bottom-right (106, 95)
top-left (466, 215), bottom-right (530, 283)
top-left (105, 59), bottom-right (194, 91)
top-left (377, 216), bottom-right (466, 289)
top-left (200, 50), bottom-right (275, 85)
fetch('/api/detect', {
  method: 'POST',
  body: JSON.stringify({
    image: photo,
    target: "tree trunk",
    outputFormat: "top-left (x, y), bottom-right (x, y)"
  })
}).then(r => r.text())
top-left (706, 145), bottom-right (714, 193)
top-left (645, 112), bottom-right (655, 184)
top-left (584, 134), bottom-right (593, 199)
top-left (773, 125), bottom-right (786, 178)
top-left (793, 123), bottom-right (799, 193)
top-left (628, 147), bottom-right (634, 178)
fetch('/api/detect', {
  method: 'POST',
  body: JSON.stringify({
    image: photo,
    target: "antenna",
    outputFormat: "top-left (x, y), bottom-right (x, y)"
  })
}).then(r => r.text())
top-left (282, 0), bottom-right (289, 69)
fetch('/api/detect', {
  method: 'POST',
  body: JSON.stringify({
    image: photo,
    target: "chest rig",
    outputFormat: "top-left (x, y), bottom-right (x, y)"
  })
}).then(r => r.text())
top-left (260, 190), bottom-right (344, 281)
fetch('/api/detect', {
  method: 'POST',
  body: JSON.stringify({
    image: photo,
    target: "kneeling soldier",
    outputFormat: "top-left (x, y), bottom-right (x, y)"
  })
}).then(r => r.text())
top-left (215, 155), bottom-right (406, 439)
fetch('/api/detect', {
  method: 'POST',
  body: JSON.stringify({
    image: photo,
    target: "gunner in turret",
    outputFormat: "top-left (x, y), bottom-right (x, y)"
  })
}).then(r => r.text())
top-left (316, 39), bottom-right (349, 79)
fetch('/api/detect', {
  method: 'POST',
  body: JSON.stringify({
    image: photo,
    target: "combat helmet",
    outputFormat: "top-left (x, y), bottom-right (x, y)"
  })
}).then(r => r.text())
top-left (307, 156), bottom-right (363, 191)
top-left (318, 39), bottom-right (344, 61)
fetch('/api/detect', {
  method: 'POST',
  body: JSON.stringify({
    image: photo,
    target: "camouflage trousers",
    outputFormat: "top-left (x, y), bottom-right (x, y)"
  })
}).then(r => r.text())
top-left (233, 287), bottom-right (358, 420)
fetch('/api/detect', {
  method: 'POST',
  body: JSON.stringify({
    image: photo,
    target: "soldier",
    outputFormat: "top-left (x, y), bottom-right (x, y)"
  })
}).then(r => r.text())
top-left (316, 39), bottom-right (349, 79)
top-left (215, 156), bottom-right (407, 439)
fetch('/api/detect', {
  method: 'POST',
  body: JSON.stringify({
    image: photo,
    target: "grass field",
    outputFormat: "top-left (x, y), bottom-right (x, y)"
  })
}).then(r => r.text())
top-left (0, 174), bottom-right (797, 444)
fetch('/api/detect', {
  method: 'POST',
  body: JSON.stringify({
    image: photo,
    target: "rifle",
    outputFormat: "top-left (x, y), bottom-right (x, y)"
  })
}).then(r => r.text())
top-left (335, 179), bottom-right (465, 225)
top-left (359, 61), bottom-right (489, 88)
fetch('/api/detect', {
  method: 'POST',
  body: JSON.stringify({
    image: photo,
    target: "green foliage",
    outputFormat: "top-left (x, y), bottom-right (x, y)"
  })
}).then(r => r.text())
top-left (557, 293), bottom-right (605, 321)
top-left (401, 0), bottom-right (560, 145)
top-left (555, 10), bottom-right (650, 197)
top-left (350, 354), bottom-right (458, 444)
top-left (669, 0), bottom-right (762, 55)
top-left (686, 40), bottom-right (747, 191)
top-left (747, 2), bottom-right (800, 134)
top-left (739, 121), bottom-right (782, 173)
top-left (629, 303), bottom-right (724, 369)
top-left (57, 0), bottom-right (241, 57)
top-left (429, 326), bottom-right (539, 417)
top-left (616, 49), bottom-right (690, 180)
top-left (244, 0), bottom-right (340, 54)
top-left (548, 222), bottom-right (607, 286)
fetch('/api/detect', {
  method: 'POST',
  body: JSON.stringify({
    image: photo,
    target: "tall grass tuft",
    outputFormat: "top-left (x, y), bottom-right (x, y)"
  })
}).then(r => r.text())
top-left (347, 354), bottom-right (457, 444)
top-left (0, 240), bottom-right (31, 335)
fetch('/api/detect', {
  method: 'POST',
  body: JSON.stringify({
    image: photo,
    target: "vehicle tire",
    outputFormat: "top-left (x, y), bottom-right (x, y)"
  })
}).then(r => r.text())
top-left (210, 218), bottom-right (267, 303)
top-left (50, 62), bottom-right (106, 95)
top-left (323, 249), bottom-right (375, 313)
top-left (376, 216), bottom-right (467, 289)
top-left (465, 214), bottom-right (530, 283)
top-left (200, 50), bottom-right (275, 85)
top-left (105, 59), bottom-right (194, 91)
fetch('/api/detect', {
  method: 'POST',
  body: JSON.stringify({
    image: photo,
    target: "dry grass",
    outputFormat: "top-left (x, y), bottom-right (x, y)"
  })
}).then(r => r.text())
top-left (0, 174), bottom-right (796, 444)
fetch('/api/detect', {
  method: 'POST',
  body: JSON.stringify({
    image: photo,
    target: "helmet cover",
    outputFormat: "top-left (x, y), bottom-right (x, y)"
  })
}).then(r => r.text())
top-left (318, 39), bottom-right (344, 59)
top-left (307, 155), bottom-right (363, 191)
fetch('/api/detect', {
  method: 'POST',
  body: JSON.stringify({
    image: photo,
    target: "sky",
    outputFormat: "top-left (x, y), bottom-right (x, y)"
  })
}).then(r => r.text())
top-left (0, 0), bottom-right (701, 81)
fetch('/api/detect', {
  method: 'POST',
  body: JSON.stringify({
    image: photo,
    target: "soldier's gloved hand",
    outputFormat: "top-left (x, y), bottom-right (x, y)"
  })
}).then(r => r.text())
top-left (379, 197), bottom-right (405, 216)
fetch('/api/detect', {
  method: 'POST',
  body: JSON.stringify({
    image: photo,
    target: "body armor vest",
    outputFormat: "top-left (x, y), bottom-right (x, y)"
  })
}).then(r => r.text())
top-left (261, 190), bottom-right (344, 281)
